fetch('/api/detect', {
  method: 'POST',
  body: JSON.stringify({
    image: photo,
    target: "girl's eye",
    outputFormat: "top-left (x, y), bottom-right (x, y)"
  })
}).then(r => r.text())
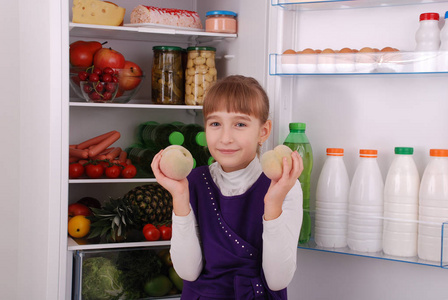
top-left (209, 122), bottom-right (220, 127)
top-left (236, 123), bottom-right (246, 127)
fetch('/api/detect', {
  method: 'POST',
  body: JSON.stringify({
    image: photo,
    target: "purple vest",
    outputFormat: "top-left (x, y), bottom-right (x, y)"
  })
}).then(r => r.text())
top-left (182, 166), bottom-right (287, 300)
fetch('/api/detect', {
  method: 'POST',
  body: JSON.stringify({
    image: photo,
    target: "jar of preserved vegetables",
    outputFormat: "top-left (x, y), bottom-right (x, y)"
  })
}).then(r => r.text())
top-left (152, 46), bottom-right (184, 105)
top-left (185, 46), bottom-right (217, 105)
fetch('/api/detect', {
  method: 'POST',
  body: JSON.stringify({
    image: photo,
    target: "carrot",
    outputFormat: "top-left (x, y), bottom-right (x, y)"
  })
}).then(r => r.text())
top-left (105, 147), bottom-right (122, 160)
top-left (69, 156), bottom-right (80, 163)
top-left (88, 131), bottom-right (121, 158)
top-left (69, 145), bottom-right (77, 149)
top-left (77, 130), bottom-right (118, 150)
top-left (118, 151), bottom-right (127, 163)
top-left (69, 148), bottom-right (89, 159)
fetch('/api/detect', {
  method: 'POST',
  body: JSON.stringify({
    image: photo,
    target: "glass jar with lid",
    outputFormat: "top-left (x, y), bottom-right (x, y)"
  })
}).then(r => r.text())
top-left (185, 46), bottom-right (217, 106)
top-left (205, 10), bottom-right (237, 34)
top-left (152, 46), bottom-right (184, 105)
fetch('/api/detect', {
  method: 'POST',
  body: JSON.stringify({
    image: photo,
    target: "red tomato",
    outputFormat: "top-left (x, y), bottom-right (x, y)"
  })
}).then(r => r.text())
top-left (69, 163), bottom-right (84, 178)
top-left (143, 225), bottom-right (161, 241)
top-left (99, 160), bottom-right (110, 169)
top-left (85, 164), bottom-right (104, 178)
top-left (143, 223), bottom-right (156, 232)
top-left (105, 165), bottom-right (121, 178)
top-left (121, 164), bottom-right (137, 178)
top-left (159, 225), bottom-right (172, 240)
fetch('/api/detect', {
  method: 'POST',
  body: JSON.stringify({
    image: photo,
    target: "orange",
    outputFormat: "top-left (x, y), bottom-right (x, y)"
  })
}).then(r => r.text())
top-left (68, 215), bottom-right (91, 238)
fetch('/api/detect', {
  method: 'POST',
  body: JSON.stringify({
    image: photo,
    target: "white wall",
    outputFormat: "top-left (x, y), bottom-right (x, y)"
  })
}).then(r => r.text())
top-left (0, 2), bottom-right (21, 299)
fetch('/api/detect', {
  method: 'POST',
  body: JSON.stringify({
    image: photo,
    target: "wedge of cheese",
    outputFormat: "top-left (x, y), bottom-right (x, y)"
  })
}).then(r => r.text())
top-left (72, 0), bottom-right (125, 26)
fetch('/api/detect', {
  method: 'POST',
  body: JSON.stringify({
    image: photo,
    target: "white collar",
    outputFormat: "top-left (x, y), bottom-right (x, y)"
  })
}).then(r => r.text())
top-left (209, 156), bottom-right (262, 196)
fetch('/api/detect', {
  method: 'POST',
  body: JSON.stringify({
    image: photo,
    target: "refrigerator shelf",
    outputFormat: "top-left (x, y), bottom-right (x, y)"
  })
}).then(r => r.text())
top-left (70, 100), bottom-right (203, 110)
top-left (69, 178), bottom-right (157, 184)
top-left (298, 239), bottom-right (448, 269)
top-left (69, 22), bottom-right (237, 43)
top-left (68, 237), bottom-right (170, 251)
top-left (272, 0), bottom-right (448, 11)
top-left (269, 52), bottom-right (448, 75)
top-left (299, 212), bottom-right (448, 269)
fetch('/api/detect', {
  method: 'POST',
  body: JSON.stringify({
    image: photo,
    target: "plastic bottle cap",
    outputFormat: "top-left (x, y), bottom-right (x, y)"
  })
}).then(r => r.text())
top-left (430, 149), bottom-right (448, 157)
top-left (326, 148), bottom-right (344, 156)
top-left (420, 12), bottom-right (439, 21)
top-left (168, 131), bottom-right (185, 146)
top-left (289, 122), bottom-right (306, 131)
top-left (445, 11), bottom-right (448, 19)
top-left (195, 132), bottom-right (207, 147)
top-left (394, 147), bottom-right (414, 155)
top-left (360, 149), bottom-right (377, 158)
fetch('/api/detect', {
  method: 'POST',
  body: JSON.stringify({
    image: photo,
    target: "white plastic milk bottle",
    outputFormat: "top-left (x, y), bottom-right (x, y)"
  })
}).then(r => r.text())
top-left (439, 11), bottom-right (448, 71)
top-left (415, 12), bottom-right (440, 72)
top-left (418, 149), bottom-right (448, 262)
top-left (315, 148), bottom-right (350, 248)
top-left (383, 147), bottom-right (420, 257)
top-left (348, 149), bottom-right (384, 253)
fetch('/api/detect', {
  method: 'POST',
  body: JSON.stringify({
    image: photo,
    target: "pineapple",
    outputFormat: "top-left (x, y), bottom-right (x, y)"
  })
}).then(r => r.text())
top-left (88, 184), bottom-right (173, 242)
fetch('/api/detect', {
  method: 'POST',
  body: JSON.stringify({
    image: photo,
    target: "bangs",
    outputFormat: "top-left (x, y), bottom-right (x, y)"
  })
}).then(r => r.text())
top-left (203, 76), bottom-right (269, 123)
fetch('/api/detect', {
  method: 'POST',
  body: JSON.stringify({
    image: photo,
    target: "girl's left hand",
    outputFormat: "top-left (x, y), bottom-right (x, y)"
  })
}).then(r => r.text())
top-left (264, 151), bottom-right (303, 220)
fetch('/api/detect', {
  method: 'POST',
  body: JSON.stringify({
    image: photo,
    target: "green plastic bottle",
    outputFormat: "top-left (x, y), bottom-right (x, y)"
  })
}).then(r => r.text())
top-left (283, 122), bottom-right (313, 244)
top-left (141, 123), bottom-right (185, 150)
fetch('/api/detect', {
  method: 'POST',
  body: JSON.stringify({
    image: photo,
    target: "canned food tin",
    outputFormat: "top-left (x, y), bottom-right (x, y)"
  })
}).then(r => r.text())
top-left (185, 46), bottom-right (217, 105)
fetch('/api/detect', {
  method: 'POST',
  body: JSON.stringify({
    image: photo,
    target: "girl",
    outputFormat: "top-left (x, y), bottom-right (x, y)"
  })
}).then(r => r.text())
top-left (151, 75), bottom-right (303, 299)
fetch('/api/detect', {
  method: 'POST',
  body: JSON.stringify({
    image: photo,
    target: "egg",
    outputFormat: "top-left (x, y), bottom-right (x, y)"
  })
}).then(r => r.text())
top-left (339, 48), bottom-right (353, 54)
top-left (381, 47), bottom-right (396, 52)
top-left (297, 48), bottom-right (317, 72)
top-left (357, 47), bottom-right (376, 63)
top-left (318, 48), bottom-right (336, 72)
top-left (281, 49), bottom-right (297, 65)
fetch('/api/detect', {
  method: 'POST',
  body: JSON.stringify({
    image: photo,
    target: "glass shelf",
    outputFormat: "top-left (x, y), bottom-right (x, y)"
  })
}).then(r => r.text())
top-left (269, 51), bottom-right (448, 75)
top-left (69, 99), bottom-right (203, 110)
top-left (69, 178), bottom-right (157, 184)
top-left (68, 237), bottom-right (170, 251)
top-left (271, 0), bottom-right (448, 11)
top-left (69, 23), bottom-right (237, 43)
top-left (298, 239), bottom-right (447, 269)
top-left (298, 211), bottom-right (448, 269)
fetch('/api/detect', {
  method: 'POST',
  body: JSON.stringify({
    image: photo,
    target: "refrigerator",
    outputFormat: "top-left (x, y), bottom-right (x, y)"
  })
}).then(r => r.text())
top-left (5, 0), bottom-right (448, 299)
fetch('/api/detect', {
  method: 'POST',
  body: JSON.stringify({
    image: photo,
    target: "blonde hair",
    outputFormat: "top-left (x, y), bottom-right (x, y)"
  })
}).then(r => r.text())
top-left (203, 75), bottom-right (269, 124)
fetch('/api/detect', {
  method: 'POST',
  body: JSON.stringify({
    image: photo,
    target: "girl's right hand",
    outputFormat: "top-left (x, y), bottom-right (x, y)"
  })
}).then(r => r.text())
top-left (151, 150), bottom-right (191, 216)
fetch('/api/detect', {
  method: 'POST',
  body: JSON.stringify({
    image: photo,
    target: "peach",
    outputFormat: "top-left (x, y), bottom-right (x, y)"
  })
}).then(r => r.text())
top-left (260, 145), bottom-right (293, 181)
top-left (160, 145), bottom-right (194, 180)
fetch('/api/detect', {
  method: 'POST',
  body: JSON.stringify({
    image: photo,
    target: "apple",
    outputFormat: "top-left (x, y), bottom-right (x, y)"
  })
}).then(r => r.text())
top-left (260, 145), bottom-right (293, 181)
top-left (160, 145), bottom-right (194, 180)
top-left (68, 203), bottom-right (91, 219)
top-left (118, 61), bottom-right (143, 91)
top-left (93, 48), bottom-right (125, 70)
top-left (69, 40), bottom-right (103, 68)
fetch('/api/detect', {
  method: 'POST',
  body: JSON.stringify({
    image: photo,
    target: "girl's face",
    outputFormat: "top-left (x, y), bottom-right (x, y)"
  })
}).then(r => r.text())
top-left (205, 110), bottom-right (271, 173)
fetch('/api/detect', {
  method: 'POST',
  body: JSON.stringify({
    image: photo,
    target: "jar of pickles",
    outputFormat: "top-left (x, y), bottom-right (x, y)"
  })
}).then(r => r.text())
top-left (185, 47), bottom-right (217, 105)
top-left (152, 46), bottom-right (184, 105)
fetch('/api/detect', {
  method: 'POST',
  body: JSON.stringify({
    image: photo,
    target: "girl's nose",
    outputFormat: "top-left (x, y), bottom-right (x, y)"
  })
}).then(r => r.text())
top-left (220, 127), bottom-right (233, 144)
